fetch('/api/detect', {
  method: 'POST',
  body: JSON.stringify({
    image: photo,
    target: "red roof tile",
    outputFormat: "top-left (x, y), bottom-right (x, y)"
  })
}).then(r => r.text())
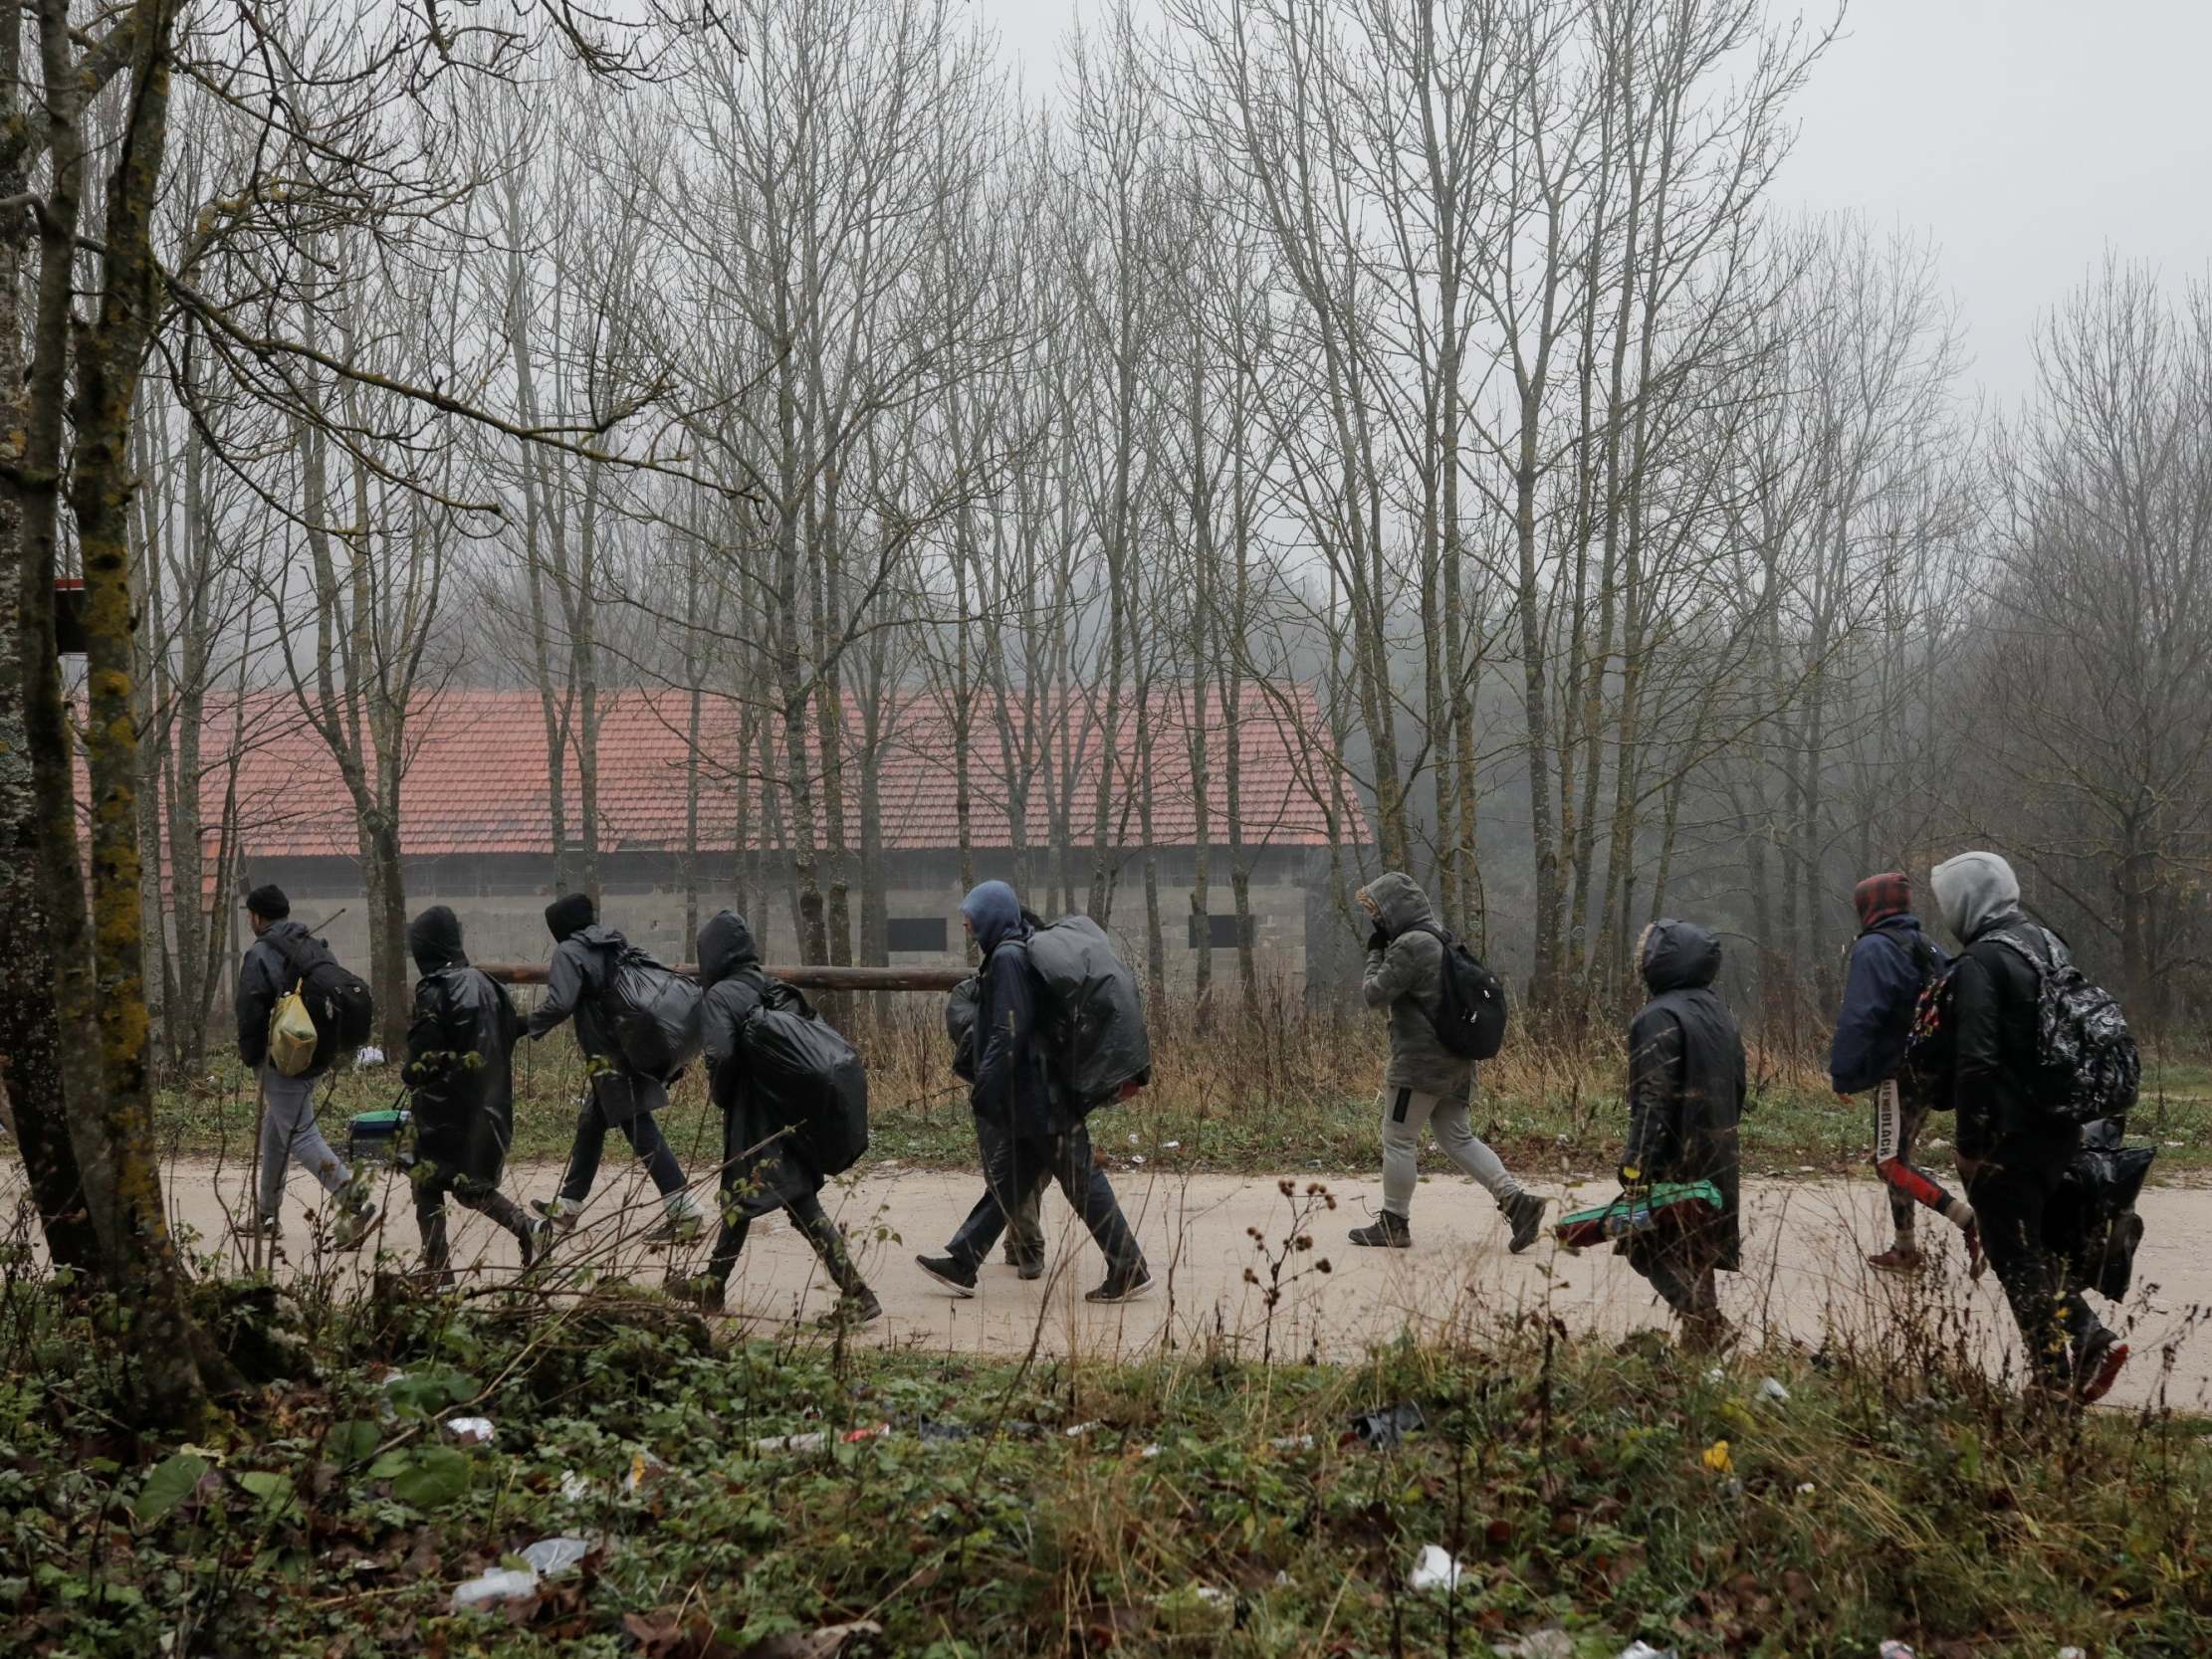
top-left (179, 682), bottom-right (1347, 859)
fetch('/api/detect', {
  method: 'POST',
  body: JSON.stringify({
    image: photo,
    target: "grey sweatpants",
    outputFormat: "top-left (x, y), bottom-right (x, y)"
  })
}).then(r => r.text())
top-left (1380, 1085), bottom-right (1522, 1219)
top-left (259, 1067), bottom-right (350, 1220)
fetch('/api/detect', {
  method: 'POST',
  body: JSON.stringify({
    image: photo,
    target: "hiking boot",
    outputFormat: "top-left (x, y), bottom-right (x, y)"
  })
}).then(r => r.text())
top-left (1866, 1243), bottom-right (1924, 1275)
top-left (2078, 1334), bottom-right (2130, 1405)
top-left (1085, 1263), bottom-right (1154, 1304)
top-left (817, 1288), bottom-right (885, 1329)
top-left (916, 1254), bottom-right (979, 1298)
top-left (1349, 1211), bottom-right (1412, 1249)
top-left (333, 1200), bottom-right (378, 1252)
top-left (1503, 1191), bottom-right (1548, 1255)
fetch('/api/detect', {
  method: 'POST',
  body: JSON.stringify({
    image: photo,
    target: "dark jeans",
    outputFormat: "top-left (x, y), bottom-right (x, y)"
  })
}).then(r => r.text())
top-left (955, 1116), bottom-right (1046, 1266)
top-left (412, 1160), bottom-right (534, 1279)
top-left (1965, 1129), bottom-right (2106, 1383)
top-left (556, 1096), bottom-right (687, 1205)
top-left (1632, 1230), bottom-right (1725, 1345)
top-left (701, 1186), bottom-right (867, 1299)
top-left (946, 1119), bottom-right (1143, 1276)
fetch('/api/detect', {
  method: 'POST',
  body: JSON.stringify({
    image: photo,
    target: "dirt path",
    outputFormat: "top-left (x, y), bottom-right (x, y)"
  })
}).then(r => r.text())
top-left (17, 1153), bottom-right (2210, 1412)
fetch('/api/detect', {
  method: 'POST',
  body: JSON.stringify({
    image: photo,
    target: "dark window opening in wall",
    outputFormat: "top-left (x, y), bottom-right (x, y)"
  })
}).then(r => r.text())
top-left (1187, 913), bottom-right (1253, 950)
top-left (887, 916), bottom-right (949, 953)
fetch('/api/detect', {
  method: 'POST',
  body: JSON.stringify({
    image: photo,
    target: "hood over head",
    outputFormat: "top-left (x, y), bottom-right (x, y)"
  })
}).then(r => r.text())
top-left (1358, 872), bottom-right (1435, 940)
top-left (1930, 851), bottom-right (2021, 944)
top-left (961, 881), bottom-right (1027, 952)
top-left (697, 910), bottom-right (761, 987)
top-left (1853, 871), bottom-right (1913, 931)
top-left (408, 906), bottom-right (467, 973)
top-left (1641, 918), bottom-right (1722, 994)
top-left (545, 892), bottom-right (596, 942)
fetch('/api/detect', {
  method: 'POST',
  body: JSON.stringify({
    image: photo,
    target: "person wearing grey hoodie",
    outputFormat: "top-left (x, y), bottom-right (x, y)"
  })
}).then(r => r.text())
top-left (1930, 851), bottom-right (2128, 1403)
top-left (1351, 873), bottom-right (1546, 1252)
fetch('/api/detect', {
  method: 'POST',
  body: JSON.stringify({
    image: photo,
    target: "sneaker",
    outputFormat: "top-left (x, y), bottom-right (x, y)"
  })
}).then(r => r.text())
top-left (817, 1289), bottom-right (885, 1329)
top-left (916, 1254), bottom-right (979, 1298)
top-left (531, 1196), bottom-right (581, 1233)
top-left (1504, 1191), bottom-right (1548, 1255)
top-left (333, 1201), bottom-right (378, 1252)
top-left (1085, 1264), bottom-right (1154, 1304)
top-left (2078, 1335), bottom-right (2130, 1405)
top-left (651, 1198), bottom-right (705, 1247)
top-left (244, 1212), bottom-right (282, 1240)
top-left (1012, 1253), bottom-right (1046, 1283)
top-left (666, 1274), bottom-right (725, 1314)
top-left (1866, 1244), bottom-right (1924, 1275)
top-left (1348, 1212), bottom-right (1411, 1249)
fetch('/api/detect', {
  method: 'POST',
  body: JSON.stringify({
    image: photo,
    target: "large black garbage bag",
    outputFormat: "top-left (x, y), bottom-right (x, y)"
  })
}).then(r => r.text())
top-left (741, 984), bottom-right (869, 1179)
top-left (946, 974), bottom-right (980, 1084)
top-left (606, 946), bottom-right (703, 1079)
top-left (2049, 1118), bottom-right (2156, 1301)
top-left (1024, 916), bottom-right (1151, 1113)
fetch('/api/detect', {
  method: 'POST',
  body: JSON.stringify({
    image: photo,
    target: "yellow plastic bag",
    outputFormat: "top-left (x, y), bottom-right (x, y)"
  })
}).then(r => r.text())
top-left (269, 985), bottom-right (320, 1077)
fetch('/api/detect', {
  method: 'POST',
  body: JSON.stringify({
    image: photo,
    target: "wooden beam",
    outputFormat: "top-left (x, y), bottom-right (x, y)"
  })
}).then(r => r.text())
top-left (480, 962), bottom-right (966, 992)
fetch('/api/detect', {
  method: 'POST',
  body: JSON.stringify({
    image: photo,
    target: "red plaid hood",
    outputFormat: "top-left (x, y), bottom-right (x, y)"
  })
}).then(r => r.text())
top-left (1853, 871), bottom-right (1912, 930)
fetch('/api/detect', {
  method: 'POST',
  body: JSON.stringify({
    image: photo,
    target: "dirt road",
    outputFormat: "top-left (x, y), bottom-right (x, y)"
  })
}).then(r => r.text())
top-left (18, 1153), bottom-right (2209, 1412)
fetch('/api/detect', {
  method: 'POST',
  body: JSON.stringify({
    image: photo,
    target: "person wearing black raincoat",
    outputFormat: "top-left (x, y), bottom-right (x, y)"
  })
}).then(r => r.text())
top-left (668, 911), bottom-right (881, 1327)
top-left (403, 907), bottom-right (539, 1283)
top-left (1618, 919), bottom-right (1745, 1348)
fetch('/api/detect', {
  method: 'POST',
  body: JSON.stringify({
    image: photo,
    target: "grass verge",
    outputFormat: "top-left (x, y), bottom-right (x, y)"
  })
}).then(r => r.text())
top-left (3, 1253), bottom-right (2209, 1658)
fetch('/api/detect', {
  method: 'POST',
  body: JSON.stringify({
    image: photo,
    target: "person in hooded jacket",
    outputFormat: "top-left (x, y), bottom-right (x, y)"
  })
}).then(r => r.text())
top-left (1930, 851), bottom-right (2128, 1403)
top-left (526, 893), bottom-right (703, 1246)
top-left (234, 884), bottom-right (376, 1247)
top-left (1352, 872), bottom-right (1547, 1252)
top-left (402, 907), bottom-right (539, 1284)
top-left (1618, 919), bottom-right (1744, 1349)
top-left (945, 973), bottom-right (1047, 1280)
top-left (1828, 871), bottom-right (1978, 1274)
top-left (915, 881), bottom-right (1151, 1303)
top-left (668, 911), bottom-right (882, 1326)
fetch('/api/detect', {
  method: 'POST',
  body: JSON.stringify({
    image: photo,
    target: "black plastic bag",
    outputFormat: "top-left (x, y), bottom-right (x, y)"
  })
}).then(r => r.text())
top-left (742, 985), bottom-right (869, 1179)
top-left (946, 975), bottom-right (980, 1084)
top-left (1025, 916), bottom-right (1151, 1113)
top-left (607, 946), bottom-right (703, 1079)
top-left (2049, 1119), bottom-right (2156, 1301)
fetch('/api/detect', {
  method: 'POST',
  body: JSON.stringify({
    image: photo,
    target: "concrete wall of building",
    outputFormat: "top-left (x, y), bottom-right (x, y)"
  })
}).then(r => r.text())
top-left (218, 844), bottom-right (1366, 1004)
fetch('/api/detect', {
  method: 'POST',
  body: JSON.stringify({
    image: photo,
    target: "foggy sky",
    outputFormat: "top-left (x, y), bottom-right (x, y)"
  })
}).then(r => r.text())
top-left (975, 0), bottom-right (2212, 412)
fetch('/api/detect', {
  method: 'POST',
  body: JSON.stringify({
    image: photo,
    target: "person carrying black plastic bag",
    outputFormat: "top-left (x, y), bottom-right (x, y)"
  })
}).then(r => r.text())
top-left (526, 894), bottom-right (703, 1247)
top-left (668, 911), bottom-right (881, 1327)
top-left (944, 971), bottom-right (1046, 1280)
top-left (1617, 920), bottom-right (1745, 1350)
top-left (402, 907), bottom-right (539, 1284)
top-left (916, 881), bottom-right (1151, 1304)
top-left (1930, 850), bottom-right (2128, 1404)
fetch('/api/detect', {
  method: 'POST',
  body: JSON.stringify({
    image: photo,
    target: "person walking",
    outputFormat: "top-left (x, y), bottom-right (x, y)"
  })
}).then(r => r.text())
top-left (526, 894), bottom-right (703, 1246)
top-left (1931, 851), bottom-right (2128, 1404)
top-left (1829, 871), bottom-right (1979, 1274)
top-left (946, 969), bottom-right (1046, 1281)
top-left (1350, 872), bottom-right (1546, 1252)
top-left (401, 907), bottom-right (540, 1284)
top-left (1618, 919), bottom-right (1745, 1350)
top-left (234, 885), bottom-right (376, 1246)
top-left (670, 910), bottom-right (881, 1326)
top-left (915, 881), bottom-right (1152, 1304)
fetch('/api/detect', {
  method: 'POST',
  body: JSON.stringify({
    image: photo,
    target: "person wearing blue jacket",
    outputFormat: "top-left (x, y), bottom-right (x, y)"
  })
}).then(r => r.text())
top-left (1829, 871), bottom-right (1977, 1274)
top-left (915, 882), bottom-right (1151, 1304)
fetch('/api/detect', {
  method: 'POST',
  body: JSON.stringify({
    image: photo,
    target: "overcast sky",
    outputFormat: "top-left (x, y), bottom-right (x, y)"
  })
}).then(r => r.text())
top-left (972, 0), bottom-right (2212, 412)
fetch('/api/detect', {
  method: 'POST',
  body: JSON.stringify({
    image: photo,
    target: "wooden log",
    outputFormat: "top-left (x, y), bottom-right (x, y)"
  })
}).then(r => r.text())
top-left (480, 961), bottom-right (966, 992)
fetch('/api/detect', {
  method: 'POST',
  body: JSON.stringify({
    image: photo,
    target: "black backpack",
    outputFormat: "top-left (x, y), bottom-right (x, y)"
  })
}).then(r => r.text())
top-left (1988, 928), bottom-right (2140, 1129)
top-left (267, 930), bottom-right (375, 1070)
top-left (1407, 923), bottom-right (1508, 1061)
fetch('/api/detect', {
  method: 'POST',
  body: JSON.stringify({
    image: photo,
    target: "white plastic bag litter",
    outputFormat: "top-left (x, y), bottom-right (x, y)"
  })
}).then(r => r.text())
top-left (1407, 1545), bottom-right (1466, 1592)
top-left (521, 1537), bottom-right (589, 1578)
top-left (452, 1568), bottom-right (538, 1611)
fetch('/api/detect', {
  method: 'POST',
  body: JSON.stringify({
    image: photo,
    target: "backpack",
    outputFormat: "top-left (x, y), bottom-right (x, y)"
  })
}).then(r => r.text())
top-left (1406, 923), bottom-right (1508, 1061)
top-left (740, 981), bottom-right (869, 1178)
top-left (1869, 927), bottom-right (1946, 1104)
top-left (1987, 928), bottom-right (2140, 1129)
top-left (265, 931), bottom-right (374, 1076)
top-left (1022, 916), bottom-right (1152, 1112)
top-left (600, 944), bottom-right (704, 1081)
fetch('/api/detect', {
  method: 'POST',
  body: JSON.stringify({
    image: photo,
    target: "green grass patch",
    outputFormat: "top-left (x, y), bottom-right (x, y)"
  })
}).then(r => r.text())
top-left (4, 1271), bottom-right (2209, 1657)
